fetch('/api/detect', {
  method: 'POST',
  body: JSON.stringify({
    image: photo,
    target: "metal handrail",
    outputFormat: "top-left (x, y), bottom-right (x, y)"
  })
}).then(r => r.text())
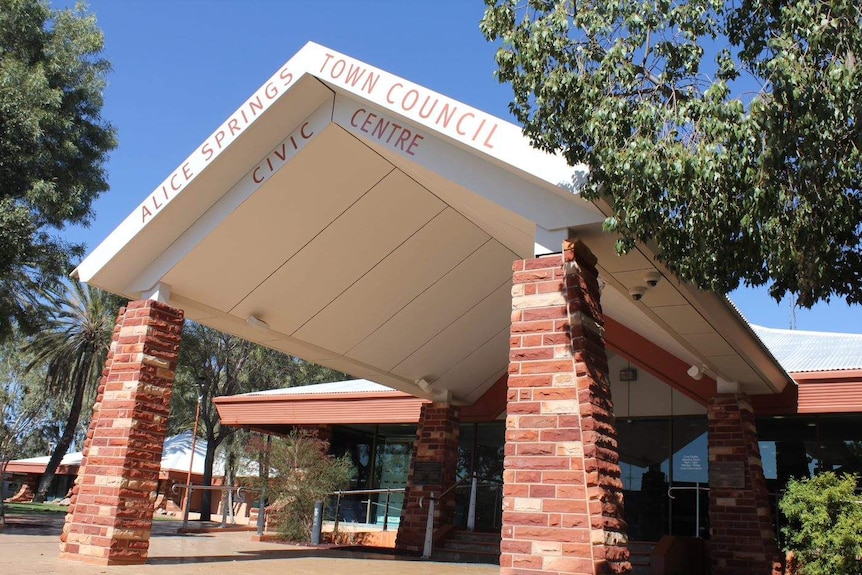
top-left (421, 473), bottom-right (503, 558)
top-left (420, 473), bottom-right (502, 508)
top-left (327, 487), bottom-right (406, 533)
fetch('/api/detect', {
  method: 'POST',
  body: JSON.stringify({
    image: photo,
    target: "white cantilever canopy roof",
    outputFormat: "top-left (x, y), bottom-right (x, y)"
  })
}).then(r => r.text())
top-left (74, 42), bottom-right (789, 403)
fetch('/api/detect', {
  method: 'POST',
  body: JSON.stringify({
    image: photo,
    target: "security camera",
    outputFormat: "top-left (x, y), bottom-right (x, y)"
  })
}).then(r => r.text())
top-left (643, 270), bottom-right (661, 288)
top-left (629, 286), bottom-right (647, 301)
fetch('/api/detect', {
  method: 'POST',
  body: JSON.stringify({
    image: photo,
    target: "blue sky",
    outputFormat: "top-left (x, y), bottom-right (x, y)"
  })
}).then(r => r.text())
top-left (57, 0), bottom-right (861, 334)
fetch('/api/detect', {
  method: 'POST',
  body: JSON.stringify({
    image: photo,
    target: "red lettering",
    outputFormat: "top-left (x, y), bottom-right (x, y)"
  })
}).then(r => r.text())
top-left (319, 53), bottom-right (335, 73)
top-left (170, 172), bottom-right (182, 191)
top-left (402, 89), bottom-right (419, 111)
top-left (361, 112), bottom-right (376, 133)
top-left (406, 134), bottom-right (424, 156)
top-left (436, 103), bottom-right (456, 128)
top-left (266, 157), bottom-right (273, 171)
top-left (161, 184), bottom-right (169, 200)
top-left (472, 118), bottom-right (486, 142)
top-left (483, 123), bottom-right (498, 149)
top-left (264, 81), bottom-right (278, 99)
top-left (371, 117), bottom-right (389, 139)
top-left (228, 119), bottom-right (241, 136)
top-left (289, 135), bottom-right (298, 149)
top-left (151, 194), bottom-right (162, 211)
top-left (252, 167), bottom-right (264, 183)
top-left (386, 83), bottom-right (402, 104)
top-left (350, 108), bottom-right (365, 128)
top-left (241, 109), bottom-right (248, 123)
top-left (201, 142), bottom-right (214, 161)
top-left (344, 64), bottom-right (366, 87)
top-left (249, 95), bottom-right (264, 116)
top-left (395, 128), bottom-right (412, 151)
top-left (361, 72), bottom-right (379, 94)
top-left (456, 112), bottom-right (474, 136)
top-left (331, 58), bottom-right (345, 78)
top-left (141, 204), bottom-right (152, 223)
top-left (300, 122), bottom-right (313, 139)
top-left (182, 162), bottom-right (193, 181)
top-left (215, 130), bottom-right (227, 149)
top-left (418, 96), bottom-right (438, 119)
top-left (385, 123), bottom-right (402, 144)
top-left (273, 143), bottom-right (287, 162)
top-left (280, 67), bottom-right (294, 87)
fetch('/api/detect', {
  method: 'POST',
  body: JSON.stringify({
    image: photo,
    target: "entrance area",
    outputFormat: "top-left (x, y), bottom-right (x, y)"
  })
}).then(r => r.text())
top-left (329, 424), bottom-right (417, 527)
top-left (618, 417), bottom-right (709, 542)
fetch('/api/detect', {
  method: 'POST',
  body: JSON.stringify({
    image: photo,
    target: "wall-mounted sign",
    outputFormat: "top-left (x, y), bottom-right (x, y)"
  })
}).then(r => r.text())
top-left (413, 461), bottom-right (443, 486)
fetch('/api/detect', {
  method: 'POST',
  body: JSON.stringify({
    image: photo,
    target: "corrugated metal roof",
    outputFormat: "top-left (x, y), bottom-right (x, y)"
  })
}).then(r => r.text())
top-left (239, 379), bottom-right (394, 397)
top-left (752, 325), bottom-right (862, 373)
top-left (9, 432), bottom-right (224, 475)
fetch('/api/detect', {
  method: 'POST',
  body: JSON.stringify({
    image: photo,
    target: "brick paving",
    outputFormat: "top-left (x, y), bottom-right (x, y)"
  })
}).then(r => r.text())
top-left (1, 514), bottom-right (497, 575)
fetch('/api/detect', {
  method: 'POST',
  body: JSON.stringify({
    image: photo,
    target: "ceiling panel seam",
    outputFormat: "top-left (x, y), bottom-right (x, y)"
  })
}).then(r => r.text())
top-left (390, 276), bottom-right (513, 374)
top-left (342, 237), bottom-right (504, 361)
top-left (289, 201), bottom-right (451, 336)
top-left (227, 165), bottom-right (396, 314)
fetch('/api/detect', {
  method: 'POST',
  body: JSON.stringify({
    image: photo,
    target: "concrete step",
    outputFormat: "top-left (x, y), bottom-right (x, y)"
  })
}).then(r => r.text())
top-left (628, 540), bottom-right (656, 575)
top-left (431, 530), bottom-right (501, 565)
top-left (431, 548), bottom-right (501, 565)
top-left (441, 539), bottom-right (500, 553)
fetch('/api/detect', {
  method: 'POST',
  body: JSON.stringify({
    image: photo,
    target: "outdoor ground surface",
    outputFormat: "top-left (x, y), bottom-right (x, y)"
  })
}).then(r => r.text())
top-left (0, 507), bottom-right (497, 575)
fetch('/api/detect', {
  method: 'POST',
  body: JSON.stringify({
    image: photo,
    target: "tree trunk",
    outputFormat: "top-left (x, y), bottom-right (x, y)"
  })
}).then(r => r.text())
top-left (199, 432), bottom-right (217, 521)
top-left (33, 383), bottom-right (85, 503)
top-left (0, 459), bottom-right (8, 528)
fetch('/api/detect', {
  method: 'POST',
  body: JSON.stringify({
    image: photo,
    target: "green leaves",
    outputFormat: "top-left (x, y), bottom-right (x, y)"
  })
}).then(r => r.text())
top-left (779, 472), bottom-right (862, 575)
top-left (0, 0), bottom-right (116, 337)
top-left (482, 0), bottom-right (862, 307)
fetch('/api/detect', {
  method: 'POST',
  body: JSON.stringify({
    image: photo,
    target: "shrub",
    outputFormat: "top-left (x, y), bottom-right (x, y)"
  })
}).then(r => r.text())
top-left (252, 429), bottom-right (354, 542)
top-left (779, 472), bottom-right (862, 575)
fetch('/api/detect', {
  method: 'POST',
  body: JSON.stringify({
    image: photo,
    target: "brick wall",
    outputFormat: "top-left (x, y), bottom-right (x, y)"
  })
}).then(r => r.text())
top-left (395, 403), bottom-right (459, 554)
top-left (708, 394), bottom-right (782, 575)
top-left (503, 240), bottom-right (630, 575)
top-left (59, 300), bottom-right (183, 565)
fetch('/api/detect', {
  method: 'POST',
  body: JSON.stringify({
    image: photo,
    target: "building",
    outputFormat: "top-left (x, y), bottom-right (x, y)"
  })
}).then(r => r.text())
top-left (59, 41), bottom-right (860, 575)
top-left (3, 432), bottom-right (221, 514)
top-left (214, 325), bottom-right (862, 563)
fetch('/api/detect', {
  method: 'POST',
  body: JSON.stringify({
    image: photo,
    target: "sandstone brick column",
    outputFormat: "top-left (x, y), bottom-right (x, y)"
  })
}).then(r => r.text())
top-left (503, 240), bottom-right (630, 575)
top-left (60, 299), bottom-right (184, 565)
top-left (708, 394), bottom-right (781, 575)
top-left (395, 402), bottom-right (459, 554)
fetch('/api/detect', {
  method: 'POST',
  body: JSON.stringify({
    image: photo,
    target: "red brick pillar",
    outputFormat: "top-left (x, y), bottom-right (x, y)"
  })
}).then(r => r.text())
top-left (503, 240), bottom-right (630, 575)
top-left (395, 402), bottom-right (459, 554)
top-left (60, 300), bottom-right (183, 565)
top-left (708, 394), bottom-right (781, 575)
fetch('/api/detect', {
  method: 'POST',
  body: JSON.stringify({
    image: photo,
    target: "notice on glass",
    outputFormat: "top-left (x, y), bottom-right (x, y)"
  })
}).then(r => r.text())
top-left (679, 454), bottom-right (703, 472)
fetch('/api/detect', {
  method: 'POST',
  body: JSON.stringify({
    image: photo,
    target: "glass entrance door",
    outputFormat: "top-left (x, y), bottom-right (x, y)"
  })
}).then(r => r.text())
top-left (617, 417), bottom-right (709, 541)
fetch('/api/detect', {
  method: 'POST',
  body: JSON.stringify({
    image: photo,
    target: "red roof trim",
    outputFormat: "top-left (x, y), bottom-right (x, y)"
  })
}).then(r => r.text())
top-left (603, 316), bottom-right (716, 405)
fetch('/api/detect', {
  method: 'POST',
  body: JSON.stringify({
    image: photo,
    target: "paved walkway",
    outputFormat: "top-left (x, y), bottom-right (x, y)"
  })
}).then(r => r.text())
top-left (0, 514), bottom-right (498, 575)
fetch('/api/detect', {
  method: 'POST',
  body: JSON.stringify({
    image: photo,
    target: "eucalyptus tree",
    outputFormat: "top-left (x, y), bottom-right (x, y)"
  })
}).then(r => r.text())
top-left (0, 337), bottom-right (50, 526)
top-left (24, 281), bottom-right (124, 502)
top-left (171, 322), bottom-right (348, 521)
top-left (0, 1), bottom-right (116, 338)
top-left (481, 0), bottom-right (861, 307)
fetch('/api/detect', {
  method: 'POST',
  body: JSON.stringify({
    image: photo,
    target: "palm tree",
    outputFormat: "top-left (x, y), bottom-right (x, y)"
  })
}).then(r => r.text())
top-left (25, 280), bottom-right (124, 502)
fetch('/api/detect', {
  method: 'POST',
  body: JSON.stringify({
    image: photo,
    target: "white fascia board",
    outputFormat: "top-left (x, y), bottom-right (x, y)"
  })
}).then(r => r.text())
top-left (74, 41), bottom-right (597, 286)
top-left (301, 42), bottom-right (589, 195)
top-left (126, 101), bottom-right (334, 295)
top-left (74, 44), bottom-right (326, 284)
top-left (332, 94), bottom-right (602, 233)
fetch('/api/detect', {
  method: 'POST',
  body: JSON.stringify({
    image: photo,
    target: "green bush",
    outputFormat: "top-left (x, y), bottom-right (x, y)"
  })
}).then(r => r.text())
top-left (779, 472), bottom-right (862, 575)
top-left (252, 429), bottom-right (354, 542)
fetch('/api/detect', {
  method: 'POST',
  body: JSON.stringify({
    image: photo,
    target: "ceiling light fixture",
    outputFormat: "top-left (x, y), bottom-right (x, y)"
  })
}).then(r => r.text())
top-left (246, 315), bottom-right (270, 330)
